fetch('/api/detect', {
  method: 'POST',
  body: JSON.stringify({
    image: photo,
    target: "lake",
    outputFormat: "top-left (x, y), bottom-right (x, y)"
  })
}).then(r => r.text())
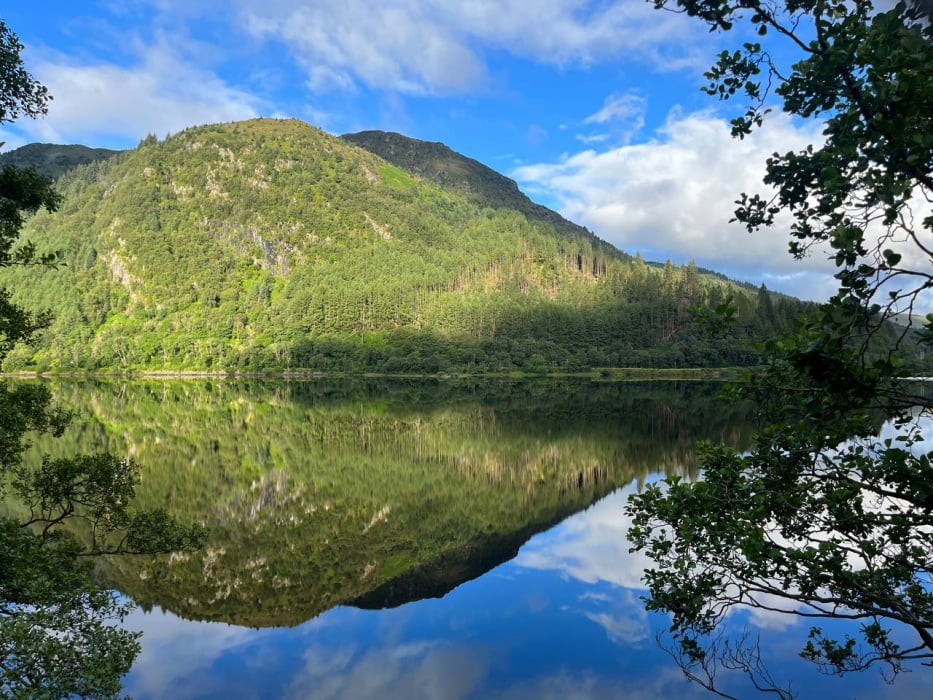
top-left (28, 379), bottom-right (933, 699)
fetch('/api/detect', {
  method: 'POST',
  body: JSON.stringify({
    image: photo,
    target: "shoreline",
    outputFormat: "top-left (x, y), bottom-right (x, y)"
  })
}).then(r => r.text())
top-left (0, 367), bottom-right (749, 381)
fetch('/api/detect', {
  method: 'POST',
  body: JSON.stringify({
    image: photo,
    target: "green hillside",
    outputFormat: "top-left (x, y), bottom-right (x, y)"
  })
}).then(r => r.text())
top-left (341, 130), bottom-right (606, 246)
top-left (342, 131), bottom-right (768, 289)
top-left (0, 142), bottom-right (120, 180)
top-left (1, 118), bottom-right (806, 373)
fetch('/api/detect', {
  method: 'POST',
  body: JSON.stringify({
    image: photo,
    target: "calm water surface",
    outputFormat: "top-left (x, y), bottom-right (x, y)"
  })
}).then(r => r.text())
top-left (36, 379), bottom-right (933, 699)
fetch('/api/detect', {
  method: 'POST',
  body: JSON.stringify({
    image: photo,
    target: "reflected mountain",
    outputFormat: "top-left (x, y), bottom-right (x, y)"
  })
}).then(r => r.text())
top-left (25, 379), bottom-right (754, 627)
top-left (349, 522), bottom-right (557, 610)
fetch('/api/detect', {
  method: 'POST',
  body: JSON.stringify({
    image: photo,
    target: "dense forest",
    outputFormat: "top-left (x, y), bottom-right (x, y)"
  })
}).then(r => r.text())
top-left (0, 119), bottom-right (815, 373)
top-left (13, 378), bottom-right (755, 627)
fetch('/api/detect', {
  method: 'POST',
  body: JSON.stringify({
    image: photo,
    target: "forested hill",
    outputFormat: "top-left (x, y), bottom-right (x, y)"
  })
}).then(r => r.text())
top-left (0, 142), bottom-right (120, 180)
top-left (1, 118), bottom-right (808, 373)
top-left (341, 130), bottom-right (608, 250)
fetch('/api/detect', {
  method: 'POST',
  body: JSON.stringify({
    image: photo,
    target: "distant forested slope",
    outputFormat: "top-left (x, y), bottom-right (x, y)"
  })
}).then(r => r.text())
top-left (1, 118), bottom-right (810, 373)
top-left (0, 142), bottom-right (120, 180)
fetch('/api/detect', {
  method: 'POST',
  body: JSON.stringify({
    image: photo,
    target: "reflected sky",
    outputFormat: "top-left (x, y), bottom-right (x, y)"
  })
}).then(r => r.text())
top-left (122, 481), bottom-right (933, 700)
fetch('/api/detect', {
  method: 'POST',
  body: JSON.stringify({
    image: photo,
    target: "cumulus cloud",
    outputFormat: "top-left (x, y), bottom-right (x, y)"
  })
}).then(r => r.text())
top-left (240, 2), bottom-right (487, 96)
top-left (9, 42), bottom-right (262, 147)
top-left (285, 642), bottom-right (486, 700)
top-left (235, 0), bottom-right (705, 95)
top-left (513, 108), bottom-right (843, 301)
top-left (583, 93), bottom-right (646, 126)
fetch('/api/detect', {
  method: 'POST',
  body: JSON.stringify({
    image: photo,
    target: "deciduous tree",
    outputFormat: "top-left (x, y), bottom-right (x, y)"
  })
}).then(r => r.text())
top-left (628, 1), bottom-right (932, 697)
top-left (0, 20), bottom-right (205, 699)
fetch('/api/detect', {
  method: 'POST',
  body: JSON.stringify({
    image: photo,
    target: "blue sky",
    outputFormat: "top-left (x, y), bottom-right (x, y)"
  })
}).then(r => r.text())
top-left (1, 1), bottom-right (852, 300)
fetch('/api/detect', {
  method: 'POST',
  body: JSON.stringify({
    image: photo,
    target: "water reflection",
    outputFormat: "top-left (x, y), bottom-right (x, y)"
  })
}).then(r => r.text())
top-left (30, 378), bottom-right (750, 628)
top-left (28, 379), bottom-right (933, 698)
top-left (516, 489), bottom-right (650, 591)
top-left (119, 481), bottom-right (933, 699)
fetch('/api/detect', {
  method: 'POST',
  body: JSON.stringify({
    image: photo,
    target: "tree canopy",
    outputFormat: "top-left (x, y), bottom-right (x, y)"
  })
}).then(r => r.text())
top-left (0, 21), bottom-right (205, 699)
top-left (628, 1), bottom-right (932, 697)
top-left (0, 20), bottom-right (48, 125)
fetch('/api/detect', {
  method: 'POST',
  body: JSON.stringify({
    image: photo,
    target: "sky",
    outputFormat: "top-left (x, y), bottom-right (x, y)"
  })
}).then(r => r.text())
top-left (0, 0), bottom-right (867, 302)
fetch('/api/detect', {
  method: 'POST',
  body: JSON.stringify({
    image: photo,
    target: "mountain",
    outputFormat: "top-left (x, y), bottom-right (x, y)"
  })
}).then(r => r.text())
top-left (0, 118), bottom-right (806, 373)
top-left (341, 130), bottom-right (607, 246)
top-left (0, 142), bottom-right (120, 180)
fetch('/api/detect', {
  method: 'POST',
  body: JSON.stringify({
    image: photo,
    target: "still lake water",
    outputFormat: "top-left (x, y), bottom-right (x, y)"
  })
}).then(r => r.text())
top-left (34, 379), bottom-right (933, 699)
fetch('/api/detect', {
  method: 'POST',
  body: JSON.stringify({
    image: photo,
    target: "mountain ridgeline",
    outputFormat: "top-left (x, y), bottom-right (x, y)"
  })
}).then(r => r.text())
top-left (340, 130), bottom-right (604, 246)
top-left (0, 142), bottom-right (120, 180)
top-left (2, 118), bottom-right (807, 373)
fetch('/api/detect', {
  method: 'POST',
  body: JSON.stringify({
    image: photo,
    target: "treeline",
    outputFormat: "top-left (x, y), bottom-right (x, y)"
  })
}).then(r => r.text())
top-left (0, 119), bottom-right (812, 373)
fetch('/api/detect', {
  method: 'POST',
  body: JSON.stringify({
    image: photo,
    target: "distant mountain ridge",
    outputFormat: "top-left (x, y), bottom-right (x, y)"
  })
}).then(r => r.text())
top-left (341, 130), bottom-right (614, 252)
top-left (0, 118), bottom-right (810, 373)
top-left (0, 142), bottom-right (120, 180)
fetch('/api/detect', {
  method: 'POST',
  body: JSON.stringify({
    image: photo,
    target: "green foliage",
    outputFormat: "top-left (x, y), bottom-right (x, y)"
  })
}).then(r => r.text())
top-left (0, 118), bottom-right (817, 374)
top-left (379, 163), bottom-right (415, 191)
top-left (343, 129), bottom-right (610, 247)
top-left (0, 21), bottom-right (48, 125)
top-left (0, 163), bottom-right (61, 268)
top-left (0, 448), bottom-right (205, 699)
top-left (0, 23), bottom-right (205, 698)
top-left (630, 1), bottom-right (933, 696)
top-left (0, 518), bottom-right (139, 700)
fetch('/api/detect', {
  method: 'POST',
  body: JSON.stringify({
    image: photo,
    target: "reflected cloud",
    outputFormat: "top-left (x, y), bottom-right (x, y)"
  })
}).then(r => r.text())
top-left (516, 486), bottom-right (803, 635)
top-left (584, 609), bottom-right (648, 645)
top-left (515, 487), bottom-right (651, 590)
top-left (285, 641), bottom-right (486, 700)
top-left (124, 606), bottom-right (256, 699)
top-left (581, 590), bottom-right (649, 644)
top-left (488, 666), bottom-right (708, 700)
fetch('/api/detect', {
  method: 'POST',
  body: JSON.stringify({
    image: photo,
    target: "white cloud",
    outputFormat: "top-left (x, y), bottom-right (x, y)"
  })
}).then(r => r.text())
top-left (236, 0), bottom-right (705, 95)
top-left (576, 133), bottom-right (611, 145)
top-left (240, 2), bottom-right (487, 96)
top-left (10, 43), bottom-right (262, 147)
top-left (579, 92), bottom-right (647, 146)
top-left (583, 93), bottom-right (646, 126)
top-left (123, 607), bottom-right (256, 699)
top-left (285, 642), bottom-right (486, 700)
top-left (513, 108), bottom-right (842, 301)
top-left (434, 0), bottom-right (701, 66)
